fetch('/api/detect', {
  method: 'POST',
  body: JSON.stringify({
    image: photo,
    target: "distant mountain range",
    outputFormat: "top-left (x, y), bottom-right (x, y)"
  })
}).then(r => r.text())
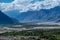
top-left (2, 6), bottom-right (60, 24)
top-left (0, 6), bottom-right (60, 28)
top-left (0, 11), bottom-right (18, 24)
top-left (16, 6), bottom-right (60, 23)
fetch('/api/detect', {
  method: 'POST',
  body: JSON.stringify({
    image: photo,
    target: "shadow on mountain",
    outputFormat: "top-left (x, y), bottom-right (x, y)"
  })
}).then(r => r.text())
top-left (0, 11), bottom-right (19, 25)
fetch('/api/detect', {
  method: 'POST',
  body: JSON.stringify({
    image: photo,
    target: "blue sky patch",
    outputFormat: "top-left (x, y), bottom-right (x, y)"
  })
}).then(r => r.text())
top-left (0, 0), bottom-right (14, 3)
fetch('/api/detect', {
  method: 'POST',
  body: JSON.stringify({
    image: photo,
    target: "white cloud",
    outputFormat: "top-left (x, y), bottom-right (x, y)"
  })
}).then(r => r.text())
top-left (0, 0), bottom-right (60, 13)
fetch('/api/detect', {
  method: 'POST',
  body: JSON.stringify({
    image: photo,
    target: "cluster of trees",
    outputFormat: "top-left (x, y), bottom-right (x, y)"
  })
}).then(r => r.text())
top-left (0, 31), bottom-right (40, 36)
top-left (0, 29), bottom-right (60, 40)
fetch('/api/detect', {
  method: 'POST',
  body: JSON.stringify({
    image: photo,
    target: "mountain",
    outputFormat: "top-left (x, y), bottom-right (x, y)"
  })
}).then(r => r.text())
top-left (17, 6), bottom-right (60, 23)
top-left (0, 11), bottom-right (18, 24)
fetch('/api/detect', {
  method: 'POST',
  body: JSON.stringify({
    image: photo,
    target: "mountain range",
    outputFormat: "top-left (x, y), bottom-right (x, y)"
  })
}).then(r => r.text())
top-left (16, 6), bottom-right (60, 23)
top-left (1, 6), bottom-right (60, 24)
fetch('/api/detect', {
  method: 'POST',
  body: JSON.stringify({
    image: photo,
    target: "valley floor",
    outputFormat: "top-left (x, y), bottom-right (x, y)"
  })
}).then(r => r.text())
top-left (0, 26), bottom-right (60, 40)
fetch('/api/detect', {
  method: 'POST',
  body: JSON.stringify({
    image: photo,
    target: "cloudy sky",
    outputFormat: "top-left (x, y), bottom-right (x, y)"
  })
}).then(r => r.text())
top-left (0, 0), bottom-right (60, 13)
